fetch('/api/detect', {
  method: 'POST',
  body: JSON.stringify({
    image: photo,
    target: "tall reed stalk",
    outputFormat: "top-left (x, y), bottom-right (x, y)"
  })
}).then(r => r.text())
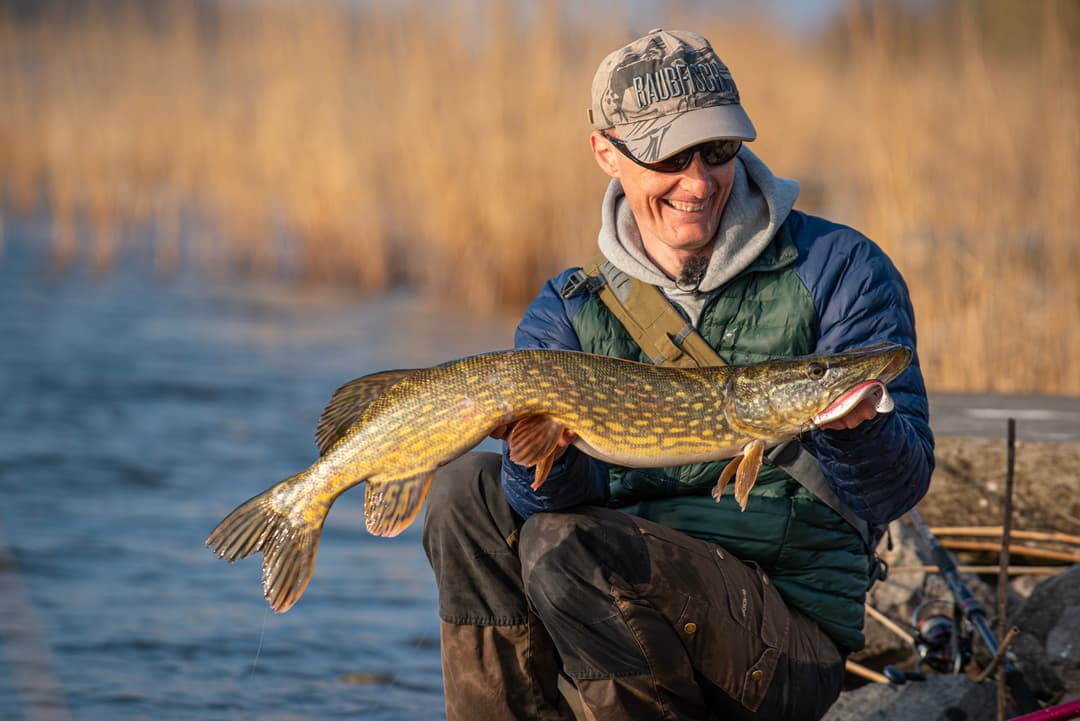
top-left (0, 0), bottom-right (1076, 394)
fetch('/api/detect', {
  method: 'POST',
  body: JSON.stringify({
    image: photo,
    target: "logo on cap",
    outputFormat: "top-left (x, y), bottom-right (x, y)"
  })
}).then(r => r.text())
top-left (589, 29), bottom-right (755, 163)
top-left (606, 41), bottom-right (739, 124)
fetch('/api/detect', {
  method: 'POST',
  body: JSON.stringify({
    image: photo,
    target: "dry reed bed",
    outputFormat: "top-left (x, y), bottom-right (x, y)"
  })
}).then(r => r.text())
top-left (0, 1), bottom-right (1077, 395)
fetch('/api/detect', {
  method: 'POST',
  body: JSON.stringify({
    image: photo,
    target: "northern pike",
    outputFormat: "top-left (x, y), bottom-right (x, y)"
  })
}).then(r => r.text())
top-left (207, 343), bottom-right (910, 612)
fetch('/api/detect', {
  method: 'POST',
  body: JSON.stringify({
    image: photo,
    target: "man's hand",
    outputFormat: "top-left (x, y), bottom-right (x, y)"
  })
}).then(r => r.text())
top-left (818, 386), bottom-right (885, 430)
top-left (490, 423), bottom-right (513, 441)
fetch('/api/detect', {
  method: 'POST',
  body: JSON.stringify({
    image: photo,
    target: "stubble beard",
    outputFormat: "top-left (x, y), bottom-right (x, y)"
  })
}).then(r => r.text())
top-left (676, 253), bottom-right (709, 292)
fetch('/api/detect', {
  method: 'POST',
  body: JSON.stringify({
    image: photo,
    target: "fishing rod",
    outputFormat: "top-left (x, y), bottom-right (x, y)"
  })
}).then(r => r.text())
top-left (907, 507), bottom-right (1041, 714)
top-left (1007, 698), bottom-right (1080, 721)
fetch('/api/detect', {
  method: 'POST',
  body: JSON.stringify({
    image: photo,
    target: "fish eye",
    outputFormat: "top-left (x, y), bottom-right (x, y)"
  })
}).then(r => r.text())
top-left (806, 362), bottom-right (826, 380)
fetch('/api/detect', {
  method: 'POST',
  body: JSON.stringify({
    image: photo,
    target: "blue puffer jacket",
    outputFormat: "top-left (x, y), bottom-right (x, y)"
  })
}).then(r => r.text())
top-left (500, 210), bottom-right (935, 528)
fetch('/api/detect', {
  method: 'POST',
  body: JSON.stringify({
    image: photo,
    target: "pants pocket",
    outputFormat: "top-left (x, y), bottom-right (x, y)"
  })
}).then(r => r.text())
top-left (635, 523), bottom-right (790, 712)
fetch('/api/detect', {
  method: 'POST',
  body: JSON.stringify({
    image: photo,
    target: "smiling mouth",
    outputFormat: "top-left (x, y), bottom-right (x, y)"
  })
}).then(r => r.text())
top-left (665, 199), bottom-right (706, 213)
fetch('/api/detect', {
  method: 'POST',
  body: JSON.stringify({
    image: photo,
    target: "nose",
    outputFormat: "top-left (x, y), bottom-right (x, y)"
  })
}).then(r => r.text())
top-left (678, 153), bottom-right (716, 196)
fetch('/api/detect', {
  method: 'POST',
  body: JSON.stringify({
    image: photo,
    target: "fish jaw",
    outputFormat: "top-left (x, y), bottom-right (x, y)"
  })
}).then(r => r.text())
top-left (875, 344), bottom-right (912, 385)
top-left (726, 343), bottom-right (911, 435)
top-left (811, 380), bottom-right (893, 428)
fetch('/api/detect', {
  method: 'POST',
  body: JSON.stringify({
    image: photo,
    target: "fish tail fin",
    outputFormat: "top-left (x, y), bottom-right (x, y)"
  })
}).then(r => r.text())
top-left (206, 471), bottom-right (326, 613)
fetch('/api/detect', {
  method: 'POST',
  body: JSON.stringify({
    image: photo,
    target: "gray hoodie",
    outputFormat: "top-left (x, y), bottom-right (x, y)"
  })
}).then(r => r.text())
top-left (597, 147), bottom-right (800, 325)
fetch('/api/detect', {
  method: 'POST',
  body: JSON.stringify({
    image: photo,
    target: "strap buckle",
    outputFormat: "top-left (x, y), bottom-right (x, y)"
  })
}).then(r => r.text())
top-left (560, 269), bottom-right (606, 299)
top-left (868, 556), bottom-right (889, 590)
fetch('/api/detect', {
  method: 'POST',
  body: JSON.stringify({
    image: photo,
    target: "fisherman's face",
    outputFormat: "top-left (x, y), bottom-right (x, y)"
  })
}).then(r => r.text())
top-left (591, 131), bottom-right (737, 278)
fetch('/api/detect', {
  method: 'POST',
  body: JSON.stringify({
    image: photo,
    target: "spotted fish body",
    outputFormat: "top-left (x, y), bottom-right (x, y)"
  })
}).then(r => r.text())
top-left (207, 343), bottom-right (910, 612)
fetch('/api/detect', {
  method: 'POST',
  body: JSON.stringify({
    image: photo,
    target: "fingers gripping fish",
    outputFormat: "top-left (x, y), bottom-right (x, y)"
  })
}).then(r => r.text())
top-left (207, 344), bottom-right (911, 612)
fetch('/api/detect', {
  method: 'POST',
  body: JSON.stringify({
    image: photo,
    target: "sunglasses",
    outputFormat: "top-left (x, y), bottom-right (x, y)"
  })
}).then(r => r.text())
top-left (601, 131), bottom-right (742, 173)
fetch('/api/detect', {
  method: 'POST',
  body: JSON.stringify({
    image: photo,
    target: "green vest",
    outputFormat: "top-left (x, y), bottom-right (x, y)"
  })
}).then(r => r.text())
top-left (569, 225), bottom-right (870, 651)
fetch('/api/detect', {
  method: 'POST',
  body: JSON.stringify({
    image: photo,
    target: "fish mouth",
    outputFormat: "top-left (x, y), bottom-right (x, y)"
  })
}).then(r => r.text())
top-left (812, 380), bottom-right (894, 427)
top-left (811, 345), bottom-right (910, 427)
top-left (877, 346), bottom-right (912, 385)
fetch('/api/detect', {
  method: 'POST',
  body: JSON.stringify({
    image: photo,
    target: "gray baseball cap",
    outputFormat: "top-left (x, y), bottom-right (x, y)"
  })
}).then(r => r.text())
top-left (589, 29), bottom-right (756, 163)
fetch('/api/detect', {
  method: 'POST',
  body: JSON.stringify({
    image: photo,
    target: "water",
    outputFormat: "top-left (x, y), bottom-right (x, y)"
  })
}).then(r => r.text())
top-left (0, 219), bottom-right (514, 720)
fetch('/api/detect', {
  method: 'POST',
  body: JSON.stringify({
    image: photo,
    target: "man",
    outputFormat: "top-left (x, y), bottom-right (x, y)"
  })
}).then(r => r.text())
top-left (423, 28), bottom-right (934, 721)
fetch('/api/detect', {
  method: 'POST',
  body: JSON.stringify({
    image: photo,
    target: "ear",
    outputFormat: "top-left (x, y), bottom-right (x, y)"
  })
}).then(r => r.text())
top-left (590, 131), bottom-right (622, 179)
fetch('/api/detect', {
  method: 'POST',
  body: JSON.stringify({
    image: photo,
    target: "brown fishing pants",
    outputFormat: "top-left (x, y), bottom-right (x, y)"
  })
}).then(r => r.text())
top-left (422, 452), bottom-right (845, 721)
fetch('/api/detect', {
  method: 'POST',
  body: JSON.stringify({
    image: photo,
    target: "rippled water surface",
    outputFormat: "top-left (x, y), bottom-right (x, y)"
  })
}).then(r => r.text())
top-left (0, 220), bottom-right (513, 720)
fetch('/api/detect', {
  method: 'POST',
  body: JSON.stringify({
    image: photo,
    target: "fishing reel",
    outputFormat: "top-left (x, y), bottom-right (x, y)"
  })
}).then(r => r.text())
top-left (911, 600), bottom-right (973, 674)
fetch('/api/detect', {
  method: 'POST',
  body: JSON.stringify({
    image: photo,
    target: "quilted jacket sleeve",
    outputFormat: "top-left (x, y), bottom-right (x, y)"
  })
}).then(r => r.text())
top-left (500, 271), bottom-right (611, 519)
top-left (791, 212), bottom-right (935, 525)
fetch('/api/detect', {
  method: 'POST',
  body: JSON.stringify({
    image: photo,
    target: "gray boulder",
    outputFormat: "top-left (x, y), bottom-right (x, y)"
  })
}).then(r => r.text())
top-left (1012, 564), bottom-right (1080, 702)
top-left (821, 674), bottom-right (996, 721)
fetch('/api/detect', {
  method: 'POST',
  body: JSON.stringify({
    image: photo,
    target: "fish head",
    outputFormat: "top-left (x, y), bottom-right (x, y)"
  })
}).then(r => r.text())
top-left (726, 343), bottom-right (912, 435)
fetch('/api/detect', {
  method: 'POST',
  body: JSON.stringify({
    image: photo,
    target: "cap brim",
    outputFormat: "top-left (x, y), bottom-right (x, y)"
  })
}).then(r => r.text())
top-left (616, 105), bottom-right (756, 163)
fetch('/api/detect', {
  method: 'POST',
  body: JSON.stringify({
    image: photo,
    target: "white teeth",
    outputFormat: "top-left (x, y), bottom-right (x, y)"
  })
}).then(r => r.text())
top-left (667, 200), bottom-right (704, 212)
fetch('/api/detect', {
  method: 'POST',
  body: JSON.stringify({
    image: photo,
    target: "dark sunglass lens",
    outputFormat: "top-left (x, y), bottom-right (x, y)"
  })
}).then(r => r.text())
top-left (651, 149), bottom-right (694, 173)
top-left (701, 141), bottom-right (741, 165)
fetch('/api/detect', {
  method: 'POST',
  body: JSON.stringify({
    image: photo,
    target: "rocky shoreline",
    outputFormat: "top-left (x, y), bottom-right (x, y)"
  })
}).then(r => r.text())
top-left (823, 436), bottom-right (1080, 720)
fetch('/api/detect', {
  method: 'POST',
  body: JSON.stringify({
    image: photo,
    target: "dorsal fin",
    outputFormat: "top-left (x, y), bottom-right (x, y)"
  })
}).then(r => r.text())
top-left (315, 369), bottom-right (417, 455)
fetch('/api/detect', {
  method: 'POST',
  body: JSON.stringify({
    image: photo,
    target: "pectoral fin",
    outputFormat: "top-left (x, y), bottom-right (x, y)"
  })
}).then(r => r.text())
top-left (733, 440), bottom-right (765, 512)
top-left (364, 472), bottom-right (435, 537)
top-left (316, 369), bottom-right (417, 455)
top-left (530, 452), bottom-right (557, 491)
top-left (507, 415), bottom-right (564, 490)
top-left (712, 457), bottom-right (741, 502)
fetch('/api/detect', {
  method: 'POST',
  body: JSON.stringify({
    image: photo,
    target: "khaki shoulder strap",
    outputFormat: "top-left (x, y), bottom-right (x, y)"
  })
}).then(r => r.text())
top-left (568, 252), bottom-right (724, 369)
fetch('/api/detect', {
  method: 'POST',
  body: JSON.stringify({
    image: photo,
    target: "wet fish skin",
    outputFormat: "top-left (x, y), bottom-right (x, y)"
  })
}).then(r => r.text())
top-left (206, 343), bottom-right (910, 612)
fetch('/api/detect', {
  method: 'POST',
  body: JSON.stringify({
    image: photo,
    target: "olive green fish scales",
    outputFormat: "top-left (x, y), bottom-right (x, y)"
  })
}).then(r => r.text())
top-left (207, 343), bottom-right (910, 613)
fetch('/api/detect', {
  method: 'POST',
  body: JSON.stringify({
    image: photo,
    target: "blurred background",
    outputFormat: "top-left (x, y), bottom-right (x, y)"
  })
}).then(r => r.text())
top-left (2, 0), bottom-right (1077, 392)
top-left (0, 0), bottom-right (1077, 719)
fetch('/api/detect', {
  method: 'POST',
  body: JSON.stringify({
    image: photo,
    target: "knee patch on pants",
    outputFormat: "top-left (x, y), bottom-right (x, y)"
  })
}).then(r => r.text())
top-left (520, 508), bottom-right (653, 677)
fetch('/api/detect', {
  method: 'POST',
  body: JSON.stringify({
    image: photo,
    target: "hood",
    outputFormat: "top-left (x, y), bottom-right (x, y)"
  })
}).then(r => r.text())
top-left (597, 147), bottom-right (800, 322)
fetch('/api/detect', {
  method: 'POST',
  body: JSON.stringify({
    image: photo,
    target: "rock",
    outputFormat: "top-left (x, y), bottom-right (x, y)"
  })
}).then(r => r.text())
top-left (868, 521), bottom-right (932, 616)
top-left (1012, 565), bottom-right (1080, 702)
top-left (822, 682), bottom-right (898, 721)
top-left (1010, 573), bottom-right (1042, 600)
top-left (1046, 604), bottom-right (1080, 695)
top-left (821, 674), bottom-right (997, 721)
